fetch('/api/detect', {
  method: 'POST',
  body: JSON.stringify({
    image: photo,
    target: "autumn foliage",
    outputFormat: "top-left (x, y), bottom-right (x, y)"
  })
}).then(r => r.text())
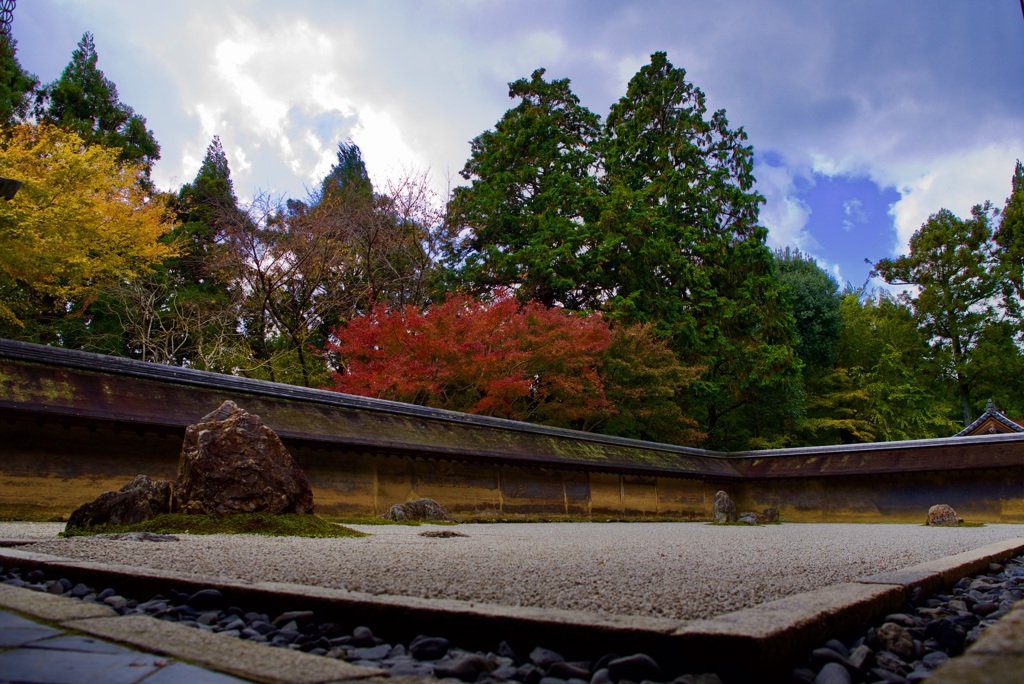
top-left (327, 290), bottom-right (703, 443)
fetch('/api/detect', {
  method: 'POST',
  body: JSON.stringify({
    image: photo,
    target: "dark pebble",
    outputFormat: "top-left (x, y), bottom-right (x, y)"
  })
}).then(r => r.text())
top-left (548, 661), bottom-right (591, 680)
top-left (823, 639), bottom-right (849, 659)
top-left (186, 588), bottom-right (223, 611)
top-left (272, 610), bottom-right (314, 628)
top-left (497, 640), bottom-right (522, 666)
top-left (531, 647), bottom-right (566, 669)
top-left (410, 635), bottom-right (450, 661)
top-left (814, 662), bottom-right (851, 684)
top-left (608, 653), bottom-right (663, 682)
top-left (350, 625), bottom-right (376, 647)
top-left (434, 652), bottom-right (490, 682)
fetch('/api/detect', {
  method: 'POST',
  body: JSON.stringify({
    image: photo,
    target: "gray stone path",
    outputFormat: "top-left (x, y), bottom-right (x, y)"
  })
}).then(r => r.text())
top-left (0, 608), bottom-right (251, 684)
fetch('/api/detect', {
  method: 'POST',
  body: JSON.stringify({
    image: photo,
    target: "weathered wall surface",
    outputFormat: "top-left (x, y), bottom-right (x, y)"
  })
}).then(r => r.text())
top-left (5, 417), bottom-right (1024, 523)
top-left (3, 339), bottom-right (1024, 524)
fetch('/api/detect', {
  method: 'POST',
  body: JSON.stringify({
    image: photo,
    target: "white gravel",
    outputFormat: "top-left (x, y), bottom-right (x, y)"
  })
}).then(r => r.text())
top-left (3, 522), bottom-right (1023, 621)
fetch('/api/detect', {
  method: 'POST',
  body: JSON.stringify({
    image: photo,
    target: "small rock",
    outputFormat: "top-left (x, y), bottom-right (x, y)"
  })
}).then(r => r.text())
top-left (876, 623), bottom-right (915, 661)
top-left (530, 647), bottom-right (566, 669)
top-left (607, 653), bottom-right (663, 682)
top-left (875, 651), bottom-right (908, 674)
top-left (815, 662), bottom-right (852, 684)
top-left (925, 504), bottom-right (961, 526)
top-left (186, 588), bottom-right (224, 611)
top-left (350, 625), bottom-right (376, 646)
top-left (925, 618), bottom-right (967, 655)
top-left (823, 639), bottom-right (849, 659)
top-left (810, 647), bottom-right (848, 669)
top-left (549, 661), bottom-right (591, 680)
top-left (66, 474), bottom-right (172, 530)
top-left (712, 491), bottom-right (736, 523)
top-left (352, 644), bottom-right (392, 660)
top-left (737, 513), bottom-right (759, 525)
top-left (847, 644), bottom-right (873, 672)
top-left (921, 651), bottom-right (949, 670)
top-left (497, 640), bottom-right (522, 665)
top-left (589, 668), bottom-right (613, 684)
top-left (410, 635), bottom-right (450, 661)
top-left (382, 498), bottom-right (454, 522)
top-left (762, 507), bottom-right (780, 523)
top-left (693, 675), bottom-right (725, 684)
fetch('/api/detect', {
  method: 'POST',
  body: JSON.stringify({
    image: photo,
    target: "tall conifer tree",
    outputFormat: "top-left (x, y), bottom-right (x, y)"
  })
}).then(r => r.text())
top-left (36, 32), bottom-right (160, 188)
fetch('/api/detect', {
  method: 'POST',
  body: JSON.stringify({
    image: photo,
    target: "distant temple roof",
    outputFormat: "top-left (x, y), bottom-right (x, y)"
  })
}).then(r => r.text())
top-left (955, 399), bottom-right (1024, 437)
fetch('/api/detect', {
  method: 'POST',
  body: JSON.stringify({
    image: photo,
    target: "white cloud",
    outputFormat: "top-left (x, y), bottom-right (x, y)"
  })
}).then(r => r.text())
top-left (842, 197), bottom-right (866, 232)
top-left (755, 162), bottom-right (816, 252)
top-left (886, 144), bottom-right (1024, 253)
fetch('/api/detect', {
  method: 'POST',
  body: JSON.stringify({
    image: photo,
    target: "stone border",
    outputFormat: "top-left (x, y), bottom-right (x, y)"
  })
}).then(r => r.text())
top-left (2, 538), bottom-right (1024, 681)
top-left (0, 584), bottom-right (389, 684)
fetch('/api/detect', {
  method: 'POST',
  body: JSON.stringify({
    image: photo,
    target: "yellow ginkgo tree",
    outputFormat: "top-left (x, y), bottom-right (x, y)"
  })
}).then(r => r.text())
top-left (0, 123), bottom-right (173, 329)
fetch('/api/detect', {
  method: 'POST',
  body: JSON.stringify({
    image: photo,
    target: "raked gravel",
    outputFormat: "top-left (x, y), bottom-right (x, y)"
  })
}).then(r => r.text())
top-left (3, 522), bottom-right (1023, 621)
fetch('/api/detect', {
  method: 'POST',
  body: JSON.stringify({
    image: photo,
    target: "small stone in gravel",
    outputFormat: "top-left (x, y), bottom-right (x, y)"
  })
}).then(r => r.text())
top-left (589, 668), bottom-right (613, 684)
top-left (926, 618), bottom-right (967, 655)
top-left (350, 625), bottom-right (376, 646)
top-left (810, 647), bottom-right (848, 668)
top-left (815, 662), bottom-right (852, 684)
top-left (548, 661), bottom-right (591, 680)
top-left (922, 651), bottom-right (949, 670)
top-left (497, 640), bottom-right (521, 665)
top-left (410, 635), bottom-right (450, 661)
top-left (103, 595), bottom-right (128, 611)
top-left (823, 639), bottom-right (849, 659)
top-left (876, 623), bottom-right (915, 661)
top-left (790, 668), bottom-right (816, 684)
top-left (273, 610), bottom-right (315, 627)
top-left (353, 644), bottom-right (392, 660)
top-left (607, 653), bottom-right (662, 682)
top-left (847, 644), bottom-right (873, 671)
top-left (435, 652), bottom-right (491, 681)
top-left (187, 588), bottom-right (223, 611)
top-left (530, 647), bottom-right (566, 669)
top-left (875, 650), bottom-right (909, 674)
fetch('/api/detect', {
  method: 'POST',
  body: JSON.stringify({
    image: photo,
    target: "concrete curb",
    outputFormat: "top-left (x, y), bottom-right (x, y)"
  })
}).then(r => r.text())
top-left (2, 537), bottom-right (1024, 682)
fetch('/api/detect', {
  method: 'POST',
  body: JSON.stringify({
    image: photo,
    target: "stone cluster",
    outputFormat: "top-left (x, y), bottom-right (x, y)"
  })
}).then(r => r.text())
top-left (789, 557), bottom-right (1024, 683)
top-left (66, 401), bottom-right (315, 529)
top-left (382, 498), bottom-right (455, 523)
top-left (711, 491), bottom-right (778, 525)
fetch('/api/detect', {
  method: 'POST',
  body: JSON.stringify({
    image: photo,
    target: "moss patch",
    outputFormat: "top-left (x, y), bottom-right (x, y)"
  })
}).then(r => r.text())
top-left (61, 513), bottom-right (368, 538)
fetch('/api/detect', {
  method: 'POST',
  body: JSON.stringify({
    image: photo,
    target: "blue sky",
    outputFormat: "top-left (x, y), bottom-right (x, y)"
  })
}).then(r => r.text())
top-left (14, 1), bottom-right (1024, 288)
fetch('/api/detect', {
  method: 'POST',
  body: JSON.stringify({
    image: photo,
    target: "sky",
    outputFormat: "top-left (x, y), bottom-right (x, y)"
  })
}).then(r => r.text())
top-left (14, 1), bottom-right (1024, 289)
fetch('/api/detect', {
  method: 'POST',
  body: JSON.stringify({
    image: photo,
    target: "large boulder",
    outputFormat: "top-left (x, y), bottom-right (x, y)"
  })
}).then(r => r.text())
top-left (173, 401), bottom-right (314, 515)
top-left (66, 475), bottom-right (171, 530)
top-left (382, 498), bottom-right (454, 522)
top-left (712, 490), bottom-right (737, 523)
top-left (926, 504), bottom-right (962, 527)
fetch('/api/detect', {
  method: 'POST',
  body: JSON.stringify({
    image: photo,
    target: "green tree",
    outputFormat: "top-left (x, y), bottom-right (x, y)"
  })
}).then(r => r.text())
top-left (873, 206), bottom-right (1004, 426)
top-left (836, 294), bottom-right (956, 441)
top-left (774, 248), bottom-right (841, 373)
top-left (598, 52), bottom-right (799, 447)
top-left (35, 32), bottom-right (160, 188)
top-left (89, 136), bottom-right (246, 368)
top-left (0, 34), bottom-right (37, 126)
top-left (995, 160), bottom-right (1024, 314)
top-left (448, 69), bottom-right (603, 309)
